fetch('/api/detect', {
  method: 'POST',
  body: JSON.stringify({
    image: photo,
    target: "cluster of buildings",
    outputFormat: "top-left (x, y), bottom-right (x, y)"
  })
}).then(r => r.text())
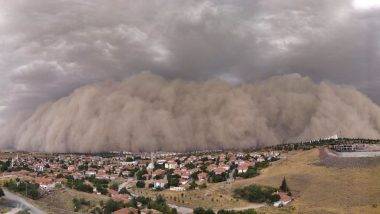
top-left (0, 150), bottom-right (280, 199)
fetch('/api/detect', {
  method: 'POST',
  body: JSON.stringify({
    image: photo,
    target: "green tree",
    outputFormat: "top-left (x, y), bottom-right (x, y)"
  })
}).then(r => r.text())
top-left (103, 199), bottom-right (124, 214)
top-left (136, 180), bottom-right (145, 188)
top-left (193, 207), bottom-right (215, 214)
top-left (126, 197), bottom-right (138, 208)
top-left (0, 187), bottom-right (4, 197)
top-left (280, 177), bottom-right (290, 193)
top-left (109, 181), bottom-right (119, 191)
top-left (118, 187), bottom-right (130, 195)
top-left (234, 184), bottom-right (280, 204)
top-left (188, 180), bottom-right (198, 190)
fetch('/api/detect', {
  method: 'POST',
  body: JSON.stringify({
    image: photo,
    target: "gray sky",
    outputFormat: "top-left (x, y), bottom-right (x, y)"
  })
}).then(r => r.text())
top-left (1, 0), bottom-right (380, 121)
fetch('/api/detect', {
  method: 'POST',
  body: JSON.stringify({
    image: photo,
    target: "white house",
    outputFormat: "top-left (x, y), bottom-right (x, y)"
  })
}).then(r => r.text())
top-left (154, 179), bottom-right (168, 189)
top-left (169, 186), bottom-right (185, 191)
top-left (165, 161), bottom-right (178, 169)
top-left (274, 192), bottom-right (292, 207)
top-left (85, 170), bottom-right (96, 177)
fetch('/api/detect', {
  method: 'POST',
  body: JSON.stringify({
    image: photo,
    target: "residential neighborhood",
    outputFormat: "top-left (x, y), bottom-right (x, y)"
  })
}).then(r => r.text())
top-left (1, 150), bottom-right (281, 193)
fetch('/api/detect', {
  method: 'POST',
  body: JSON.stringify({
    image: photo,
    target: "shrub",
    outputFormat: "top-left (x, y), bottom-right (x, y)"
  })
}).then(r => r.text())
top-left (103, 199), bottom-right (125, 214)
top-left (136, 180), bottom-right (145, 188)
top-left (118, 187), bottom-right (130, 195)
top-left (193, 207), bottom-right (215, 214)
top-left (234, 184), bottom-right (279, 204)
top-left (72, 198), bottom-right (90, 212)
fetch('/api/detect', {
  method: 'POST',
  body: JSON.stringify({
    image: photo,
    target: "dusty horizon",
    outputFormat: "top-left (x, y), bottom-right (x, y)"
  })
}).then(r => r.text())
top-left (1, 72), bottom-right (380, 152)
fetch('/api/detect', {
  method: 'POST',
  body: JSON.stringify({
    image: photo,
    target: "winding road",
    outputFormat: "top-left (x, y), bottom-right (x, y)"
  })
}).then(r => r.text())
top-left (3, 189), bottom-right (45, 214)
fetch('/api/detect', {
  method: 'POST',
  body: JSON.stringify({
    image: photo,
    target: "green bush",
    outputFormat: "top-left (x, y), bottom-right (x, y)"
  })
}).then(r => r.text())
top-left (4, 180), bottom-right (40, 199)
top-left (136, 180), bottom-right (145, 188)
top-left (103, 199), bottom-right (125, 214)
top-left (217, 209), bottom-right (257, 214)
top-left (193, 207), bottom-right (215, 214)
top-left (234, 184), bottom-right (279, 204)
top-left (72, 198), bottom-right (90, 212)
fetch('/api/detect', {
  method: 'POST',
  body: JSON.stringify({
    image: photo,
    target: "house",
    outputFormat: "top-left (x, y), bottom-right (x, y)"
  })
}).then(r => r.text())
top-left (153, 179), bottom-right (168, 189)
top-left (237, 162), bottom-right (252, 173)
top-left (121, 161), bottom-right (139, 167)
top-left (180, 178), bottom-right (189, 185)
top-left (85, 171), bottom-right (96, 177)
top-left (67, 165), bottom-right (76, 172)
top-left (156, 159), bottom-right (166, 165)
top-left (274, 192), bottom-right (292, 207)
top-left (73, 172), bottom-right (84, 179)
top-left (197, 172), bottom-right (208, 181)
top-left (237, 164), bottom-right (249, 173)
top-left (152, 169), bottom-right (166, 178)
top-left (35, 177), bottom-right (56, 191)
top-left (146, 162), bottom-right (155, 171)
top-left (169, 186), bottom-right (185, 191)
top-left (213, 167), bottom-right (227, 175)
top-left (165, 160), bottom-right (178, 169)
top-left (219, 164), bottom-right (230, 171)
top-left (96, 170), bottom-right (111, 180)
top-left (256, 157), bottom-right (265, 162)
top-left (207, 164), bottom-right (217, 172)
top-left (34, 164), bottom-right (44, 172)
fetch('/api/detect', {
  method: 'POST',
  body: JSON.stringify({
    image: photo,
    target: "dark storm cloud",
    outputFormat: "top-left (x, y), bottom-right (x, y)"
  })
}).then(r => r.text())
top-left (1, 0), bottom-right (379, 117)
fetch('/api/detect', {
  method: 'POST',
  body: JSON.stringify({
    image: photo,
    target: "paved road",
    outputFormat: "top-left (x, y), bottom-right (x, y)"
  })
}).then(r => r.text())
top-left (3, 189), bottom-right (45, 214)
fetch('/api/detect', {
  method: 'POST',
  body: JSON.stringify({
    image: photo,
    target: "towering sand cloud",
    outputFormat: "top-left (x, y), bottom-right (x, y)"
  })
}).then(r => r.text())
top-left (1, 72), bottom-right (380, 153)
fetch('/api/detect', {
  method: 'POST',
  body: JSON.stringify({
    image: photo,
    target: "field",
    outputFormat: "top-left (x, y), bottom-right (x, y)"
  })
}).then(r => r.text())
top-left (253, 149), bottom-right (380, 214)
top-left (133, 148), bottom-right (380, 214)
top-left (33, 188), bottom-right (109, 214)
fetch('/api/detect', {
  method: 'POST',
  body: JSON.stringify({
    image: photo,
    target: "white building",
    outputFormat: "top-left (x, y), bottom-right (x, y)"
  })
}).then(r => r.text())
top-left (165, 161), bottom-right (178, 169)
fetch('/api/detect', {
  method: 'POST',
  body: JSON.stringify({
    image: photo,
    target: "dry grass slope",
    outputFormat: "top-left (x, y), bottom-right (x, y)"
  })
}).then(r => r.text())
top-left (253, 149), bottom-right (380, 214)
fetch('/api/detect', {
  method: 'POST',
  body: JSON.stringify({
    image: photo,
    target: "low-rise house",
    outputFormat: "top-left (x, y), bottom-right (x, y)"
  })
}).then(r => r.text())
top-left (121, 161), bottom-right (139, 167)
top-left (274, 192), bottom-right (292, 207)
top-left (35, 177), bottom-right (56, 191)
top-left (207, 164), bottom-right (217, 172)
top-left (180, 178), bottom-right (189, 185)
top-left (213, 167), bottom-right (227, 175)
top-left (256, 157), bottom-right (265, 162)
top-left (169, 186), bottom-right (185, 191)
top-left (156, 159), bottom-right (166, 165)
top-left (165, 160), bottom-right (178, 169)
top-left (197, 172), bottom-right (208, 181)
top-left (237, 164), bottom-right (249, 173)
top-left (219, 164), bottom-right (230, 171)
top-left (96, 171), bottom-right (110, 180)
top-left (146, 162), bottom-right (155, 171)
top-left (237, 161), bottom-right (253, 173)
top-left (153, 179), bottom-right (168, 189)
top-left (34, 164), bottom-right (44, 172)
top-left (73, 172), bottom-right (84, 179)
top-left (152, 169), bottom-right (166, 178)
top-left (85, 170), bottom-right (96, 177)
top-left (67, 165), bottom-right (76, 172)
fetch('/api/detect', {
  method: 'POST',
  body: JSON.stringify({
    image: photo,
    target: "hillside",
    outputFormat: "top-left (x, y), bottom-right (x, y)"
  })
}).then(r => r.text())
top-left (252, 149), bottom-right (380, 213)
